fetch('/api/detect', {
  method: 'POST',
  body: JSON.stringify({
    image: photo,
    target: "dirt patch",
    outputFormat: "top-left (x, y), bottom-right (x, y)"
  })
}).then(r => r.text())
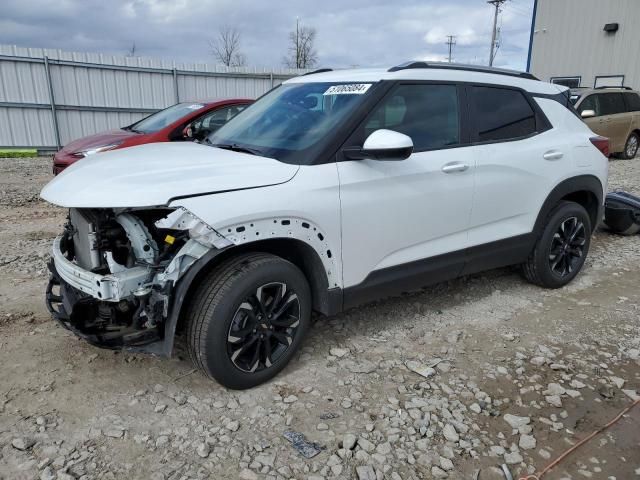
top-left (0, 156), bottom-right (639, 480)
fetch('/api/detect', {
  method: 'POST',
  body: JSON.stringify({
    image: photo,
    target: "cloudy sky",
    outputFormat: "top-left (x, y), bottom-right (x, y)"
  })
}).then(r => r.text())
top-left (1, 0), bottom-right (535, 70)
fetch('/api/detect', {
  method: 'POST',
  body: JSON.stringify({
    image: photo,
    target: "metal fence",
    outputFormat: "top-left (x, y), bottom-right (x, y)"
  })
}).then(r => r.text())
top-left (0, 45), bottom-right (306, 152)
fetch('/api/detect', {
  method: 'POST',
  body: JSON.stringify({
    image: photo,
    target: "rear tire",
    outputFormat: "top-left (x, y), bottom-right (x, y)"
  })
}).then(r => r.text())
top-left (621, 132), bottom-right (639, 160)
top-left (523, 201), bottom-right (591, 288)
top-left (186, 252), bottom-right (311, 389)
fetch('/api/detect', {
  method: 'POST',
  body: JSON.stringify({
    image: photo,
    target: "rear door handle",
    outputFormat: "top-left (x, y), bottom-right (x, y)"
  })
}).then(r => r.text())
top-left (543, 151), bottom-right (564, 161)
top-left (441, 162), bottom-right (469, 173)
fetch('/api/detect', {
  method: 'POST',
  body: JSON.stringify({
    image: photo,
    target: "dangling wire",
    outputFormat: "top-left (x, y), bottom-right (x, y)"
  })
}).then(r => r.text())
top-left (518, 398), bottom-right (640, 480)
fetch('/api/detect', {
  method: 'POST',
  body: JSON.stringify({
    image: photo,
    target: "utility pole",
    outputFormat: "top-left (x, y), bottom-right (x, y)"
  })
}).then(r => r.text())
top-left (488, 0), bottom-right (507, 66)
top-left (445, 35), bottom-right (456, 63)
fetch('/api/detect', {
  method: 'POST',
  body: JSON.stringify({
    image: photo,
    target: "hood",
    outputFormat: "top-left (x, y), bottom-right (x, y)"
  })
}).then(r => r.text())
top-left (60, 129), bottom-right (138, 154)
top-left (41, 142), bottom-right (299, 208)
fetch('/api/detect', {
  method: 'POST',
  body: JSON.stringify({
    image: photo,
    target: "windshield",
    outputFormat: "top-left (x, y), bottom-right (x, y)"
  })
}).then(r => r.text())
top-left (127, 103), bottom-right (205, 134)
top-left (207, 82), bottom-right (375, 164)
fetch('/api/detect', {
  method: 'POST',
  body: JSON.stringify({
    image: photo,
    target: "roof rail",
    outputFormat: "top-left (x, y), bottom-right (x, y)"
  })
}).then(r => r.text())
top-left (302, 68), bottom-right (333, 76)
top-left (387, 61), bottom-right (539, 81)
top-left (594, 85), bottom-right (632, 90)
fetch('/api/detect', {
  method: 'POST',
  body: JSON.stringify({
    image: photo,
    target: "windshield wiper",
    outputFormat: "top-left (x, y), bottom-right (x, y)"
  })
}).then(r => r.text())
top-left (211, 143), bottom-right (263, 156)
top-left (122, 126), bottom-right (143, 134)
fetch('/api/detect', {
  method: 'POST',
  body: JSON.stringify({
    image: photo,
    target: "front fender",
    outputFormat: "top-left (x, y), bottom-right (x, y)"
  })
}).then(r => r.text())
top-left (159, 246), bottom-right (230, 357)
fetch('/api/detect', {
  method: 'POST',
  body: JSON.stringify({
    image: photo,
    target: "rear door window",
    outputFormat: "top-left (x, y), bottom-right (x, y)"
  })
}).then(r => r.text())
top-left (599, 93), bottom-right (627, 115)
top-left (624, 92), bottom-right (640, 112)
top-left (469, 86), bottom-right (537, 142)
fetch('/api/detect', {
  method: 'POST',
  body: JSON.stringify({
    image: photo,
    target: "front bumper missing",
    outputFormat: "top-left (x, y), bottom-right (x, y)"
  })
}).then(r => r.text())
top-left (46, 262), bottom-right (165, 353)
top-left (52, 235), bottom-right (151, 302)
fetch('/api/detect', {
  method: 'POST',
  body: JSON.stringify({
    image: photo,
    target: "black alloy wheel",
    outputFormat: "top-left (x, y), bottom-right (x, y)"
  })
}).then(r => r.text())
top-left (186, 252), bottom-right (311, 390)
top-left (227, 282), bottom-right (301, 373)
top-left (522, 201), bottom-right (591, 288)
top-left (548, 216), bottom-right (586, 278)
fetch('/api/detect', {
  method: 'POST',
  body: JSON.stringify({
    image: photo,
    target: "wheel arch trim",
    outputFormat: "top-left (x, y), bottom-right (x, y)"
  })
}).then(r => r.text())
top-left (534, 175), bottom-right (604, 234)
top-left (160, 235), bottom-right (340, 357)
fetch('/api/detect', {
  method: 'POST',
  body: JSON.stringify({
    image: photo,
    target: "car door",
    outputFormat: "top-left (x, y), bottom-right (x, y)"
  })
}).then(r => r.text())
top-left (576, 93), bottom-right (607, 137)
top-left (598, 92), bottom-right (632, 153)
top-left (577, 94), bottom-right (606, 137)
top-left (337, 83), bottom-right (475, 291)
top-left (465, 85), bottom-right (571, 254)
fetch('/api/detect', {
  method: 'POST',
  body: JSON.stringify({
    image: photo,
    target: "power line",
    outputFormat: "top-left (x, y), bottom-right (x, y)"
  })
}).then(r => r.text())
top-left (445, 35), bottom-right (456, 63)
top-left (487, 0), bottom-right (508, 66)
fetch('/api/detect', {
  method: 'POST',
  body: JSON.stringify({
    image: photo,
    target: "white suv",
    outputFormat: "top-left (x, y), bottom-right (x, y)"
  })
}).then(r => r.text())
top-left (42, 62), bottom-right (609, 389)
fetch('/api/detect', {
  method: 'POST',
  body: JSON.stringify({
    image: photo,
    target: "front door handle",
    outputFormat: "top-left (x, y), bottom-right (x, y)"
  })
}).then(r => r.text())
top-left (441, 162), bottom-right (469, 173)
top-left (543, 150), bottom-right (564, 161)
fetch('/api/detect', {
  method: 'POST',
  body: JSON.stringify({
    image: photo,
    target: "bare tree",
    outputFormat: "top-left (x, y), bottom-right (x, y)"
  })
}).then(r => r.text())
top-left (126, 42), bottom-right (137, 57)
top-left (210, 26), bottom-right (247, 67)
top-left (284, 19), bottom-right (318, 69)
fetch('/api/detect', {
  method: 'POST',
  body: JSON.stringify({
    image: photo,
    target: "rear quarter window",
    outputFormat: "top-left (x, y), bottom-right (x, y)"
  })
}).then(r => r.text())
top-left (469, 86), bottom-right (537, 142)
top-left (624, 92), bottom-right (640, 112)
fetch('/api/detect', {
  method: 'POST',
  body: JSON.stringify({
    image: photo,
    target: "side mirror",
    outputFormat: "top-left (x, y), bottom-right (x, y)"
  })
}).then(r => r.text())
top-left (344, 129), bottom-right (413, 161)
top-left (581, 109), bottom-right (596, 119)
top-left (182, 125), bottom-right (194, 139)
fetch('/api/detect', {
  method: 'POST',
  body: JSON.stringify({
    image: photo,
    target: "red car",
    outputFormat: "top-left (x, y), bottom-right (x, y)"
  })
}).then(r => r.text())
top-left (52, 98), bottom-right (252, 174)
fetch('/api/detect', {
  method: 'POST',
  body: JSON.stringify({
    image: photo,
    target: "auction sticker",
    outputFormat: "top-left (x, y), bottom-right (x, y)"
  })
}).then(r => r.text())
top-left (323, 84), bottom-right (372, 95)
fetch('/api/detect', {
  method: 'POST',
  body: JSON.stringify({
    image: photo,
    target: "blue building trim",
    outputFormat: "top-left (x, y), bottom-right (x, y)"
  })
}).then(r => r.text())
top-left (526, 0), bottom-right (539, 72)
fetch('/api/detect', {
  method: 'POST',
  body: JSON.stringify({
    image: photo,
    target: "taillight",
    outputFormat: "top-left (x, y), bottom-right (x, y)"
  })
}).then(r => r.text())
top-left (590, 136), bottom-right (609, 158)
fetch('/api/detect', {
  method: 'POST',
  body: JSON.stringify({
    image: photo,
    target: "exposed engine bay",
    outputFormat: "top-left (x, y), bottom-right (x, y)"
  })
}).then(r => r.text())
top-left (46, 207), bottom-right (231, 351)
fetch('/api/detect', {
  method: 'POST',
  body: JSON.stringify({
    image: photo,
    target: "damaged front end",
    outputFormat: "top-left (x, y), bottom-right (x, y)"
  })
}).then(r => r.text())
top-left (46, 207), bottom-right (231, 354)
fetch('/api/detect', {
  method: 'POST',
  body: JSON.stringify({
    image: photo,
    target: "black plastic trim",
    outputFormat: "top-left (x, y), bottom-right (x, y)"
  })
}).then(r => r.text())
top-left (342, 233), bottom-right (535, 311)
top-left (343, 249), bottom-right (465, 310)
top-left (533, 90), bottom-right (582, 119)
top-left (161, 247), bottom-right (232, 356)
top-left (461, 233), bottom-right (535, 277)
top-left (533, 175), bottom-right (604, 233)
top-left (342, 145), bottom-right (413, 161)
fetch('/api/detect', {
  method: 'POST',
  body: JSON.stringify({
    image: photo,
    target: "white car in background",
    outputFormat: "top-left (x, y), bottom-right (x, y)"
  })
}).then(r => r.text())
top-left (42, 62), bottom-right (608, 389)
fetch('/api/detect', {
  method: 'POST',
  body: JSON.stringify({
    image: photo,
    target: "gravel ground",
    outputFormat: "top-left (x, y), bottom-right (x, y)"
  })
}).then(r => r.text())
top-left (0, 156), bottom-right (639, 480)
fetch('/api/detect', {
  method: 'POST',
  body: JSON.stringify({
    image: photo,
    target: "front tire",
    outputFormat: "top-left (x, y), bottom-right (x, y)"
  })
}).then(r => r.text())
top-left (186, 253), bottom-right (311, 389)
top-left (523, 201), bottom-right (591, 288)
top-left (621, 132), bottom-right (639, 160)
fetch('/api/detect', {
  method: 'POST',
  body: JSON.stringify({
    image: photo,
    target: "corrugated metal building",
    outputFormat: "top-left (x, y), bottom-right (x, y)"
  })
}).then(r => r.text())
top-left (0, 45), bottom-right (304, 152)
top-left (528, 0), bottom-right (640, 89)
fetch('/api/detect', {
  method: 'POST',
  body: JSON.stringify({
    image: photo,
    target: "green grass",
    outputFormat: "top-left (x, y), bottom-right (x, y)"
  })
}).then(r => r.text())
top-left (0, 149), bottom-right (38, 158)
